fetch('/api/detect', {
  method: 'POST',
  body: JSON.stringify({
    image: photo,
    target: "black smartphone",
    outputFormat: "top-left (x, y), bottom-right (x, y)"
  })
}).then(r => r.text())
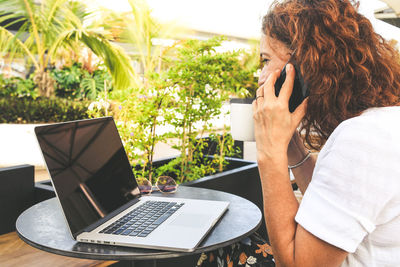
top-left (274, 63), bottom-right (309, 112)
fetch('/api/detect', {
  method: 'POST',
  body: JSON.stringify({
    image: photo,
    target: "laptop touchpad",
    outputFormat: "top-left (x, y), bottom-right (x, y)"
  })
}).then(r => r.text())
top-left (170, 213), bottom-right (210, 228)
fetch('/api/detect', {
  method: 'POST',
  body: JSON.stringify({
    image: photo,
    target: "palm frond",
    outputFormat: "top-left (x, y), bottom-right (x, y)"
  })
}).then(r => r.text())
top-left (45, 0), bottom-right (68, 23)
top-left (2, 0), bottom-right (138, 95)
top-left (20, 0), bottom-right (45, 69)
top-left (0, 13), bottom-right (26, 29)
top-left (65, 0), bottom-right (92, 22)
top-left (0, 0), bottom-right (30, 17)
top-left (81, 33), bottom-right (136, 90)
top-left (51, 29), bottom-right (136, 90)
top-left (0, 27), bottom-right (38, 69)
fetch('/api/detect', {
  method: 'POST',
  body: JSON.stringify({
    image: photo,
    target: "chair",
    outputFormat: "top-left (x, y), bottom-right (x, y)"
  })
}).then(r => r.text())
top-left (0, 165), bottom-right (37, 235)
top-left (0, 164), bottom-right (116, 267)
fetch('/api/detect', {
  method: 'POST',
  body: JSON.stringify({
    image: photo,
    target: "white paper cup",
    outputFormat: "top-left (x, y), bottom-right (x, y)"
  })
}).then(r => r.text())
top-left (230, 98), bottom-right (255, 142)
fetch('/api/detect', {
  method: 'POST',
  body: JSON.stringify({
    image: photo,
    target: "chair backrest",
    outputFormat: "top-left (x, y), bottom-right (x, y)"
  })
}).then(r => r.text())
top-left (0, 165), bottom-right (35, 235)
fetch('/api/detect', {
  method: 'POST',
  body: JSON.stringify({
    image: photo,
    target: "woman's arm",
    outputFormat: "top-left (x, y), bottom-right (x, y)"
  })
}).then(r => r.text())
top-left (253, 65), bottom-right (348, 266)
top-left (257, 153), bottom-right (347, 267)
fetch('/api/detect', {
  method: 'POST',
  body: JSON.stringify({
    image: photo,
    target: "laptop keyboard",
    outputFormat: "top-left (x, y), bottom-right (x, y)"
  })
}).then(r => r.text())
top-left (99, 200), bottom-right (184, 238)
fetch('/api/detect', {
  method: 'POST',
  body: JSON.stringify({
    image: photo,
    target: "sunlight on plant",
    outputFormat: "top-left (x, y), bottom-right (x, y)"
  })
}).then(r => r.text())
top-left (0, 0), bottom-right (135, 96)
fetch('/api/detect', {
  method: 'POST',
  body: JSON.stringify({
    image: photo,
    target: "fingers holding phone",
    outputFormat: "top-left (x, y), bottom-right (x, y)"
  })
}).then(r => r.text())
top-left (253, 63), bottom-right (309, 157)
top-left (276, 63), bottom-right (309, 128)
top-left (277, 64), bottom-right (296, 102)
top-left (274, 63), bottom-right (309, 112)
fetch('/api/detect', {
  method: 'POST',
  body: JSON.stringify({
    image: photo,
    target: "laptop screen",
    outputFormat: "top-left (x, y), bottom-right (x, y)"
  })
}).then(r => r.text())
top-left (35, 117), bottom-right (141, 237)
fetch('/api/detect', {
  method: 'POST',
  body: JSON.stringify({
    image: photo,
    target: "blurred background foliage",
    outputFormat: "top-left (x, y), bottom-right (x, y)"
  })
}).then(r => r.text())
top-left (0, 0), bottom-right (260, 182)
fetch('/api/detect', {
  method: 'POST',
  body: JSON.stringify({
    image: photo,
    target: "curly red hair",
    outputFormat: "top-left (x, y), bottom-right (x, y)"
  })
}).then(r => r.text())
top-left (262, 0), bottom-right (400, 150)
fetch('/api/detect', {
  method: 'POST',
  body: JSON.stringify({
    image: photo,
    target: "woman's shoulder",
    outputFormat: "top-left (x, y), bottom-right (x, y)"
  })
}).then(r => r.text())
top-left (321, 106), bottom-right (400, 156)
top-left (332, 106), bottom-right (400, 141)
top-left (343, 106), bottom-right (399, 124)
top-left (359, 106), bottom-right (400, 120)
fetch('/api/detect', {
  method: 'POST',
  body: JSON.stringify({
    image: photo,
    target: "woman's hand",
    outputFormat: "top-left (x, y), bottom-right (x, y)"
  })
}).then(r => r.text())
top-left (252, 63), bottom-right (308, 162)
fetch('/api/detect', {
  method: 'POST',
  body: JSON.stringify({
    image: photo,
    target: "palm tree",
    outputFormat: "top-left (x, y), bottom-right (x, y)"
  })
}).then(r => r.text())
top-left (117, 0), bottom-right (189, 84)
top-left (0, 0), bottom-right (135, 97)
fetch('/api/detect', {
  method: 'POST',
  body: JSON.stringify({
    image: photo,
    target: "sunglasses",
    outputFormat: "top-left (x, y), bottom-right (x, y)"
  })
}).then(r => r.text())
top-left (136, 176), bottom-right (178, 195)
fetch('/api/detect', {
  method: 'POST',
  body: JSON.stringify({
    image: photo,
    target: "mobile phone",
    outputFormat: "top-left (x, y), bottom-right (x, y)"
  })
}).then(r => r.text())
top-left (274, 63), bottom-right (309, 112)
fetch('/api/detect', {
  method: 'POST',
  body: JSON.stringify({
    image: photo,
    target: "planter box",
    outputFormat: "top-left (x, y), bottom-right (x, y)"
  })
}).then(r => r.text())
top-left (195, 136), bottom-right (244, 159)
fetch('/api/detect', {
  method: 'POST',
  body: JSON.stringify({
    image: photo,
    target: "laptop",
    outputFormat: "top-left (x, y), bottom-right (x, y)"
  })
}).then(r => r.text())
top-left (34, 117), bottom-right (229, 252)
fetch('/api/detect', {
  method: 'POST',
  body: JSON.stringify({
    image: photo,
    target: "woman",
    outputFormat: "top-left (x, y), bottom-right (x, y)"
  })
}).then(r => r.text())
top-left (254, 0), bottom-right (400, 266)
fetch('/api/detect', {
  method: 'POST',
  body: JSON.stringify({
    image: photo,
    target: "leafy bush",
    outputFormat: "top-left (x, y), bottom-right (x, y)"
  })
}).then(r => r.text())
top-left (114, 37), bottom-right (254, 183)
top-left (116, 72), bottom-right (172, 182)
top-left (161, 37), bottom-right (252, 183)
top-left (51, 62), bottom-right (112, 100)
top-left (0, 74), bottom-right (37, 98)
top-left (0, 96), bottom-right (90, 123)
top-left (154, 133), bottom-right (241, 183)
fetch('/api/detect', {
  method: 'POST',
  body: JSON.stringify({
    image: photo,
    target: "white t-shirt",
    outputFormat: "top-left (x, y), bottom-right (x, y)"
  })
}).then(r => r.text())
top-left (295, 106), bottom-right (400, 267)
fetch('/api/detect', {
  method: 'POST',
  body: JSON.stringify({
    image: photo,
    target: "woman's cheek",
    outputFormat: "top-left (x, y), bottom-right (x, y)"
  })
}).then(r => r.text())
top-left (258, 67), bottom-right (270, 86)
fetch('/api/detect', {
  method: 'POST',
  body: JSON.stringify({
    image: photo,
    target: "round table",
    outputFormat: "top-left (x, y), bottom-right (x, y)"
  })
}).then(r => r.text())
top-left (16, 186), bottom-right (262, 265)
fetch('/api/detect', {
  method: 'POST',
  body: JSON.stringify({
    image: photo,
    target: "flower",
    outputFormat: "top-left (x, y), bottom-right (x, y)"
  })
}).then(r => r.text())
top-left (209, 252), bottom-right (215, 263)
top-left (88, 102), bottom-right (95, 111)
top-left (246, 256), bottom-right (257, 265)
top-left (205, 84), bottom-right (213, 94)
top-left (196, 253), bottom-right (207, 266)
top-left (255, 243), bottom-right (273, 257)
top-left (88, 98), bottom-right (110, 111)
top-left (238, 252), bottom-right (247, 265)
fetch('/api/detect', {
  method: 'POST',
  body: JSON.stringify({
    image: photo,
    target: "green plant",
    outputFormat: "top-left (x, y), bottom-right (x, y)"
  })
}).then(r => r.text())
top-left (88, 37), bottom-right (253, 184)
top-left (51, 62), bottom-right (112, 100)
top-left (207, 131), bottom-right (242, 173)
top-left (117, 72), bottom-right (172, 183)
top-left (160, 37), bottom-right (252, 183)
top-left (0, 96), bottom-right (89, 123)
top-left (154, 131), bottom-right (241, 183)
top-left (0, 0), bottom-right (134, 97)
top-left (233, 39), bottom-right (260, 99)
top-left (0, 74), bottom-right (37, 98)
top-left (90, 0), bottom-right (189, 180)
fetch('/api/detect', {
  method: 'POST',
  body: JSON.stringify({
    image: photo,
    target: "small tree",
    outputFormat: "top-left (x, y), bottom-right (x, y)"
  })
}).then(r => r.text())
top-left (118, 72), bottom-right (172, 183)
top-left (162, 37), bottom-right (254, 183)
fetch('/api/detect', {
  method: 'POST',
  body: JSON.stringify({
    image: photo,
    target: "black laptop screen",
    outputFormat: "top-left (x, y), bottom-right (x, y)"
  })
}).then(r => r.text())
top-left (35, 117), bottom-right (140, 237)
